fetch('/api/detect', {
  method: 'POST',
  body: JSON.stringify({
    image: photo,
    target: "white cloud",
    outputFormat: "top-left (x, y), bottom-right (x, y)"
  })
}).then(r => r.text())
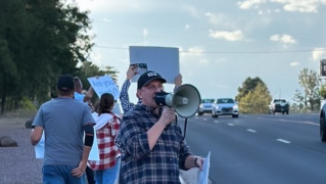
top-left (181, 46), bottom-right (205, 57)
top-left (312, 48), bottom-right (326, 61)
top-left (185, 24), bottom-right (191, 30)
top-left (290, 62), bottom-right (300, 66)
top-left (205, 12), bottom-right (237, 29)
top-left (236, 0), bottom-right (268, 9)
top-left (90, 52), bottom-right (103, 67)
top-left (188, 47), bottom-right (204, 54)
top-left (180, 46), bottom-right (209, 64)
top-left (209, 30), bottom-right (244, 41)
top-left (102, 18), bottom-right (111, 23)
top-left (182, 5), bottom-right (202, 19)
top-left (271, 0), bottom-right (326, 13)
top-left (237, 0), bottom-right (326, 13)
top-left (270, 34), bottom-right (297, 45)
top-left (143, 28), bottom-right (148, 37)
top-left (258, 9), bottom-right (273, 14)
top-left (274, 9), bottom-right (281, 13)
top-left (71, 0), bottom-right (143, 13)
top-left (141, 28), bottom-right (149, 45)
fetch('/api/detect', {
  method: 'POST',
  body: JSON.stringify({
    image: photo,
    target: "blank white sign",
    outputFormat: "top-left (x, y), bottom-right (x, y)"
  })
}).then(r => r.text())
top-left (129, 46), bottom-right (180, 84)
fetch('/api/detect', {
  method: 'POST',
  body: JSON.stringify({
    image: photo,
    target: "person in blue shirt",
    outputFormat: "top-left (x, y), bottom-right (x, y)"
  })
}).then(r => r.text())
top-left (73, 76), bottom-right (95, 103)
top-left (73, 76), bottom-right (96, 184)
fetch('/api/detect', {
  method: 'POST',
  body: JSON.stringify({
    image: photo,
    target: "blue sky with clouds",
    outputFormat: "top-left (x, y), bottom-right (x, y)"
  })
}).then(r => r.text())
top-left (73, 0), bottom-right (326, 104)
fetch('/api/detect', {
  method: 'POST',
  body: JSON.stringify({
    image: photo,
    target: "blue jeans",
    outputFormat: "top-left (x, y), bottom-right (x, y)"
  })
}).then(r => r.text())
top-left (95, 158), bottom-right (121, 184)
top-left (42, 165), bottom-right (86, 184)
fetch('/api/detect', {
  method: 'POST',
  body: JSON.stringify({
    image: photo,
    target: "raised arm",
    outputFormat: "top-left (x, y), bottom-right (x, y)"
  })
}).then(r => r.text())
top-left (173, 73), bottom-right (183, 93)
top-left (120, 66), bottom-right (137, 112)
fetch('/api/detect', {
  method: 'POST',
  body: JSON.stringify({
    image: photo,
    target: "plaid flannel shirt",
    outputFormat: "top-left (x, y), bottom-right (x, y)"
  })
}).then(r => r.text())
top-left (88, 113), bottom-right (121, 170)
top-left (115, 104), bottom-right (193, 184)
top-left (119, 79), bottom-right (178, 113)
top-left (119, 79), bottom-right (140, 113)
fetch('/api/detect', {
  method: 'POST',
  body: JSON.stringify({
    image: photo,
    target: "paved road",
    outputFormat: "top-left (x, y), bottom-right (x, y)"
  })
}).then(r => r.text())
top-left (179, 113), bottom-right (326, 184)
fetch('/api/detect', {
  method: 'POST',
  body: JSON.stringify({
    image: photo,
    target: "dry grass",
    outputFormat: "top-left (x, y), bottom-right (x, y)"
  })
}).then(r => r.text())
top-left (0, 113), bottom-right (43, 184)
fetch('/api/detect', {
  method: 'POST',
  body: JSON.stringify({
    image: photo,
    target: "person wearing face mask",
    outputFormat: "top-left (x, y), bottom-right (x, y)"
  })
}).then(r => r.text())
top-left (115, 71), bottom-right (204, 184)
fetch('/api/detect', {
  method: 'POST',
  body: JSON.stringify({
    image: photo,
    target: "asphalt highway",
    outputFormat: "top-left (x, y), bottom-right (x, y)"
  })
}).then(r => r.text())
top-left (179, 113), bottom-right (326, 184)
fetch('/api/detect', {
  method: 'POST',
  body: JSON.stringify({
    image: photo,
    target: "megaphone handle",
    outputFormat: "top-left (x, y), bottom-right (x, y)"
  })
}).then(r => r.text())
top-left (158, 107), bottom-right (163, 117)
top-left (181, 118), bottom-right (188, 142)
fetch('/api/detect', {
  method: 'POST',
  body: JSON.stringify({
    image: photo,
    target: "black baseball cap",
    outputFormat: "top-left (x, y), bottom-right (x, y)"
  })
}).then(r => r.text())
top-left (137, 71), bottom-right (167, 89)
top-left (57, 75), bottom-right (75, 92)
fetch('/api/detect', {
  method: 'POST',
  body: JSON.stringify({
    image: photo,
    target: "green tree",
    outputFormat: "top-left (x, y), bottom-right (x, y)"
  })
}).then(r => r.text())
top-left (104, 66), bottom-right (119, 83)
top-left (0, 0), bottom-right (94, 114)
top-left (320, 84), bottom-right (326, 99)
top-left (290, 102), bottom-right (307, 113)
top-left (76, 62), bottom-right (119, 91)
top-left (239, 82), bottom-right (272, 114)
top-left (293, 68), bottom-right (320, 111)
top-left (235, 77), bottom-right (265, 102)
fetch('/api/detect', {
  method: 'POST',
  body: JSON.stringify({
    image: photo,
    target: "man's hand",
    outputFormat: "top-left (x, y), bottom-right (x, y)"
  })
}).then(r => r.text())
top-left (195, 157), bottom-right (205, 170)
top-left (30, 126), bottom-right (43, 146)
top-left (159, 107), bottom-right (176, 126)
top-left (127, 65), bottom-right (137, 80)
top-left (71, 161), bottom-right (87, 178)
top-left (147, 107), bottom-right (176, 150)
top-left (174, 74), bottom-right (183, 87)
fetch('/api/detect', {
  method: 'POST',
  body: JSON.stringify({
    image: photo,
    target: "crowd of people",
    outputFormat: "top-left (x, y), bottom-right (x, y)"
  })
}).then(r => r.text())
top-left (30, 66), bottom-right (205, 184)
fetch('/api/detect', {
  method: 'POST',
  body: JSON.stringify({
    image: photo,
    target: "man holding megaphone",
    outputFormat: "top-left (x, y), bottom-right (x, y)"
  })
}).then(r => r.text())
top-left (115, 71), bottom-right (204, 184)
top-left (119, 65), bottom-right (183, 113)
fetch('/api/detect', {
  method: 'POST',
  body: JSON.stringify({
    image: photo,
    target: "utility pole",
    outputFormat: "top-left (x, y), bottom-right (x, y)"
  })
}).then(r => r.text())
top-left (319, 59), bottom-right (326, 110)
top-left (279, 88), bottom-right (281, 99)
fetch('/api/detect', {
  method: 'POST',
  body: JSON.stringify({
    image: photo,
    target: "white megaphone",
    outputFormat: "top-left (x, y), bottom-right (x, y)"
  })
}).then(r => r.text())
top-left (154, 84), bottom-right (201, 141)
top-left (154, 84), bottom-right (201, 118)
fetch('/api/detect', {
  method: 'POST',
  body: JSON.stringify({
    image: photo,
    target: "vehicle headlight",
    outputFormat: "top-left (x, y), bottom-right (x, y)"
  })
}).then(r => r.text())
top-left (200, 104), bottom-right (203, 108)
top-left (215, 105), bottom-right (219, 109)
top-left (233, 105), bottom-right (238, 109)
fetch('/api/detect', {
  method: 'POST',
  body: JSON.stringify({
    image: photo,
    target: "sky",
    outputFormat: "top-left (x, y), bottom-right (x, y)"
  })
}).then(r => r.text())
top-left (71, 0), bottom-right (326, 104)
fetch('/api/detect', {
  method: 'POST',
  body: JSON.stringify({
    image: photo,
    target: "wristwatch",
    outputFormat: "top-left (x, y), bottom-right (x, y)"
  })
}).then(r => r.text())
top-left (194, 157), bottom-right (199, 167)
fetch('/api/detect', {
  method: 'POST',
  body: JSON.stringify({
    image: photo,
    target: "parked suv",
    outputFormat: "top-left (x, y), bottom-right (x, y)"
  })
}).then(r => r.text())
top-left (269, 99), bottom-right (289, 115)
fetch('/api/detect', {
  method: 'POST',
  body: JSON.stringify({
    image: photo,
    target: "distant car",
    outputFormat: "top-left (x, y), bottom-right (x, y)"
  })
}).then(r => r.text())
top-left (269, 99), bottom-right (289, 115)
top-left (197, 99), bottom-right (215, 116)
top-left (212, 98), bottom-right (239, 118)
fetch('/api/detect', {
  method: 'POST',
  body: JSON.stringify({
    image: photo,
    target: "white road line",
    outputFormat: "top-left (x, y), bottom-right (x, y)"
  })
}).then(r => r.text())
top-left (214, 120), bottom-right (219, 123)
top-left (277, 139), bottom-right (291, 144)
top-left (247, 129), bottom-right (256, 133)
top-left (203, 118), bottom-right (207, 121)
top-left (228, 123), bottom-right (234, 126)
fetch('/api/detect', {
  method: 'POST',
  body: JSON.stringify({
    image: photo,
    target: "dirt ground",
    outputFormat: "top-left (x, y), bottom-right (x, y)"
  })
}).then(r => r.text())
top-left (0, 113), bottom-right (43, 184)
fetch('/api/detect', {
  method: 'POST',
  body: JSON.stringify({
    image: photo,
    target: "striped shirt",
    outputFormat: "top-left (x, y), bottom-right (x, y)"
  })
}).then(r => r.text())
top-left (115, 104), bottom-right (193, 183)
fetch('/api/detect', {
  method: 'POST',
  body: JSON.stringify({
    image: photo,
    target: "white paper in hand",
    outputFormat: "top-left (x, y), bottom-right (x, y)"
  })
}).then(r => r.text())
top-left (197, 151), bottom-right (211, 184)
top-left (35, 131), bottom-right (45, 159)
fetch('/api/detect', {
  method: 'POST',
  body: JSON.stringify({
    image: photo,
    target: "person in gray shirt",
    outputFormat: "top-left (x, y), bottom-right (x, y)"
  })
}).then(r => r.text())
top-left (31, 75), bottom-right (96, 184)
